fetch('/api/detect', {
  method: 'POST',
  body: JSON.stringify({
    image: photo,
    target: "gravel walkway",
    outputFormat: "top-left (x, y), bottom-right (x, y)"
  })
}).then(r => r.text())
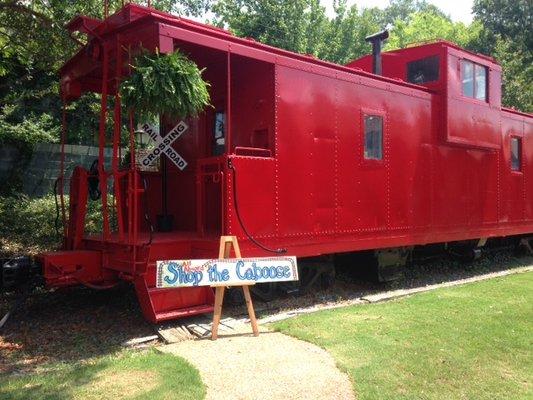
top-left (161, 328), bottom-right (355, 400)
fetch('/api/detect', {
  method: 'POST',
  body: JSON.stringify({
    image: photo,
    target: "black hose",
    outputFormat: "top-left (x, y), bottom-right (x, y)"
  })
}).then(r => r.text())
top-left (88, 159), bottom-right (101, 201)
top-left (142, 177), bottom-right (154, 246)
top-left (228, 159), bottom-right (286, 254)
top-left (53, 177), bottom-right (61, 238)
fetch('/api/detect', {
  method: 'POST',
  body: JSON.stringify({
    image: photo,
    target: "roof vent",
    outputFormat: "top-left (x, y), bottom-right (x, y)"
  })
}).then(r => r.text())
top-left (365, 30), bottom-right (389, 76)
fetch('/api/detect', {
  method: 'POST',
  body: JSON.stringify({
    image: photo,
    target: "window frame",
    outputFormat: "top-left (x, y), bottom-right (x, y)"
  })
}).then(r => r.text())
top-left (510, 136), bottom-right (522, 173)
top-left (360, 109), bottom-right (386, 166)
top-left (461, 59), bottom-right (489, 103)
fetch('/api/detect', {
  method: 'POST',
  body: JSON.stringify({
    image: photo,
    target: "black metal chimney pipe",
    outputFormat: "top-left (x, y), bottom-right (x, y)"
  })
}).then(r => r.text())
top-left (365, 30), bottom-right (389, 76)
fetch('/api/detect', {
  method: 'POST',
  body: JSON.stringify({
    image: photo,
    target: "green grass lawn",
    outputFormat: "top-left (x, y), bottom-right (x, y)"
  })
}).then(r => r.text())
top-left (274, 272), bottom-right (533, 400)
top-left (0, 349), bottom-right (205, 400)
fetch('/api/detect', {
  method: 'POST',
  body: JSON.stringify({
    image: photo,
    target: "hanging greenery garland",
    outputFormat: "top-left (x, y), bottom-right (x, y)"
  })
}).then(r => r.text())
top-left (120, 49), bottom-right (211, 121)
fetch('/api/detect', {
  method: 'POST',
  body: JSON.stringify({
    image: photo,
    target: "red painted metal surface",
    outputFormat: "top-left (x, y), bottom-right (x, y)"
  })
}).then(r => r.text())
top-left (66, 166), bottom-right (89, 250)
top-left (39, 3), bottom-right (533, 323)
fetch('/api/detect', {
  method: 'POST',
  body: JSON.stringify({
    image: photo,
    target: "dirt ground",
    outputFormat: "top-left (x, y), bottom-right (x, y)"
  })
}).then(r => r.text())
top-left (0, 284), bottom-right (155, 373)
top-left (2, 249), bottom-right (532, 375)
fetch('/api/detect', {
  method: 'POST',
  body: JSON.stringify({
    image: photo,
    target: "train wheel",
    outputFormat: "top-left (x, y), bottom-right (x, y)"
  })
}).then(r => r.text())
top-left (516, 237), bottom-right (533, 255)
top-left (298, 258), bottom-right (336, 292)
top-left (251, 282), bottom-right (277, 302)
top-left (226, 287), bottom-right (245, 306)
top-left (320, 268), bottom-right (336, 289)
top-left (447, 240), bottom-right (484, 263)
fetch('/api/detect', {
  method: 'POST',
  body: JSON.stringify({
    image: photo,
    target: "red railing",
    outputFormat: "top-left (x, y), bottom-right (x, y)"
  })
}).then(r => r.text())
top-left (196, 157), bottom-right (226, 237)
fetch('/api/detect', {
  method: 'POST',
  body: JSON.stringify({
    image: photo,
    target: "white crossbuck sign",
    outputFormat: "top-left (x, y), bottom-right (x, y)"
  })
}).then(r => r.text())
top-left (140, 121), bottom-right (189, 170)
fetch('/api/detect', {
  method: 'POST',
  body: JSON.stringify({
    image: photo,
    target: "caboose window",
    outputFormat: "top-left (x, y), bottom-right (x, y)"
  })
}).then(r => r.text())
top-left (407, 56), bottom-right (440, 84)
top-left (511, 137), bottom-right (521, 171)
top-left (462, 61), bottom-right (474, 97)
top-left (364, 115), bottom-right (383, 160)
top-left (475, 65), bottom-right (487, 101)
top-left (462, 60), bottom-right (488, 101)
top-left (213, 111), bottom-right (225, 156)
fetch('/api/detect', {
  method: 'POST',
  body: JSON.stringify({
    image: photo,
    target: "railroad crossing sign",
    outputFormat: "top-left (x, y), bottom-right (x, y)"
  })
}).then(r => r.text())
top-left (139, 121), bottom-right (188, 170)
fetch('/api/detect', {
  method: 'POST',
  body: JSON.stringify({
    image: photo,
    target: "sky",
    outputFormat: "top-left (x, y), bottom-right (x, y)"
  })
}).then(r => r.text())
top-left (321, 0), bottom-right (475, 23)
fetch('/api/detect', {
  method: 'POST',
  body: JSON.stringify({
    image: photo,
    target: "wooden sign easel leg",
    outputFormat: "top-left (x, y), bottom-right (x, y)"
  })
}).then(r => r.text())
top-left (211, 286), bottom-right (225, 340)
top-left (242, 285), bottom-right (259, 335)
top-left (211, 236), bottom-right (259, 340)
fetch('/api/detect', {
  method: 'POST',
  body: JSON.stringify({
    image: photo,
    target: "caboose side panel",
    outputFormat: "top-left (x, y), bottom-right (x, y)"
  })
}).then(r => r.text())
top-left (500, 112), bottom-right (531, 223)
top-left (275, 65), bottom-right (435, 237)
top-left (232, 56), bottom-right (532, 256)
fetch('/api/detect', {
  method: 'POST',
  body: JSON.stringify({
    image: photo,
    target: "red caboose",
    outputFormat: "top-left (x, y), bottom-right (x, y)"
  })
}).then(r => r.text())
top-left (14, 4), bottom-right (532, 322)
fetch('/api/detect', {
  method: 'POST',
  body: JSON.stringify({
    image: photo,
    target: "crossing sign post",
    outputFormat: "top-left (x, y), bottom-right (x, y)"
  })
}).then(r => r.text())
top-left (139, 121), bottom-right (189, 170)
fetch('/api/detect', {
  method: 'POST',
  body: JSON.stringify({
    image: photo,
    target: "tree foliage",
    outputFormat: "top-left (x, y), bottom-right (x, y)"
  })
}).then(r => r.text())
top-left (319, 2), bottom-right (381, 64)
top-left (0, 0), bottom-right (530, 154)
top-left (0, 0), bottom-right (211, 150)
top-left (492, 38), bottom-right (533, 112)
top-left (0, 0), bottom-right (210, 71)
top-left (472, 0), bottom-right (532, 51)
top-left (472, 0), bottom-right (532, 112)
top-left (0, 106), bottom-right (58, 148)
top-left (386, 11), bottom-right (483, 51)
top-left (212, 0), bottom-right (329, 57)
top-left (379, 0), bottom-right (447, 25)
top-left (213, 0), bottom-right (384, 65)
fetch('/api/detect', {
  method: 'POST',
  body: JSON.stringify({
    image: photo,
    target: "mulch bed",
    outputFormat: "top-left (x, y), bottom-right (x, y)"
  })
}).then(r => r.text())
top-left (0, 284), bottom-right (155, 374)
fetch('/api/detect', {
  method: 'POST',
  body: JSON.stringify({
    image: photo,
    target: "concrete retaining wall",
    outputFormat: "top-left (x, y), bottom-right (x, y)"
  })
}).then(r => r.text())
top-left (0, 145), bottom-right (19, 183)
top-left (22, 143), bottom-right (114, 197)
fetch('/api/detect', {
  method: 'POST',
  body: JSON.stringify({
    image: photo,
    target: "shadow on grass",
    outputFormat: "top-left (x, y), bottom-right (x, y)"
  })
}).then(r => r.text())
top-left (0, 359), bottom-right (111, 400)
top-left (0, 349), bottom-right (206, 400)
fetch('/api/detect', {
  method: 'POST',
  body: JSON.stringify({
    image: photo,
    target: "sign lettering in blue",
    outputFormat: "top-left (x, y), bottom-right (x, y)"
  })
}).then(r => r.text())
top-left (156, 257), bottom-right (298, 288)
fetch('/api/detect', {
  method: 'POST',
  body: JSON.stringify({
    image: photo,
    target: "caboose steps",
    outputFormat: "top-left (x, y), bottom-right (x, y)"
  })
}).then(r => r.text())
top-left (135, 276), bottom-right (215, 323)
top-left (38, 250), bottom-right (105, 288)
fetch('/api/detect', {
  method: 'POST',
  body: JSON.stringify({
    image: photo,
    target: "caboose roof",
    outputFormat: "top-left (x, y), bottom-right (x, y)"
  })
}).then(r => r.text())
top-left (345, 40), bottom-right (500, 73)
top-left (385, 40), bottom-right (497, 63)
top-left (60, 3), bottom-right (440, 99)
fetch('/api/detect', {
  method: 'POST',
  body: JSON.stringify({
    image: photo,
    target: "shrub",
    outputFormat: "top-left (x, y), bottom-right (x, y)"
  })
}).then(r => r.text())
top-left (0, 106), bottom-right (59, 151)
top-left (0, 194), bottom-right (107, 257)
top-left (0, 106), bottom-right (60, 194)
